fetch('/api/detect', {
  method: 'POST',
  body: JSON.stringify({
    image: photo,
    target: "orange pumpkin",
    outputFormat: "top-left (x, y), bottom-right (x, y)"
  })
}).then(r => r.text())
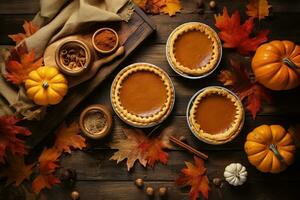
top-left (252, 40), bottom-right (300, 90)
top-left (244, 125), bottom-right (296, 173)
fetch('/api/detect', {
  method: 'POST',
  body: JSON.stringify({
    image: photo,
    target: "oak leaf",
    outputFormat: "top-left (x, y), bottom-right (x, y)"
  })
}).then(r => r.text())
top-left (32, 148), bottom-right (61, 194)
top-left (5, 50), bottom-right (43, 85)
top-left (0, 154), bottom-right (34, 186)
top-left (0, 116), bottom-right (31, 163)
top-left (176, 156), bottom-right (210, 200)
top-left (214, 7), bottom-right (269, 55)
top-left (54, 122), bottom-right (86, 153)
top-left (161, 0), bottom-right (182, 16)
top-left (8, 21), bottom-right (38, 44)
top-left (110, 128), bottom-right (168, 171)
top-left (246, 0), bottom-right (271, 20)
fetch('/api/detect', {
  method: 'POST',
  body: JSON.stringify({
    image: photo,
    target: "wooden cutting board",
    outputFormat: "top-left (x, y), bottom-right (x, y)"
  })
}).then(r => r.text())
top-left (24, 7), bottom-right (156, 148)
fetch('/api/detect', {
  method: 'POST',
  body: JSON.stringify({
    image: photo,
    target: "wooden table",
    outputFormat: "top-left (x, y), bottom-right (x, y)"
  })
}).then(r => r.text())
top-left (1, 0), bottom-right (300, 199)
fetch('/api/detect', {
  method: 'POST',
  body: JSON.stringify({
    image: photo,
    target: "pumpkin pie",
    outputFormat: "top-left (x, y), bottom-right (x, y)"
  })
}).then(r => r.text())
top-left (188, 87), bottom-right (244, 144)
top-left (111, 63), bottom-right (174, 127)
top-left (167, 22), bottom-right (221, 76)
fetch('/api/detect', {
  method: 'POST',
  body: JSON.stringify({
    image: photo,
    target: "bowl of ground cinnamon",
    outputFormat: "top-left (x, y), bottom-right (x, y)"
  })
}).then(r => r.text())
top-left (92, 28), bottom-right (119, 54)
top-left (79, 104), bottom-right (113, 140)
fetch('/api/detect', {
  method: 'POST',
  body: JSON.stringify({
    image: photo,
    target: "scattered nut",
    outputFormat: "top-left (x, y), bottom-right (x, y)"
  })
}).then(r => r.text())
top-left (213, 177), bottom-right (223, 187)
top-left (196, 0), bottom-right (204, 8)
top-left (158, 186), bottom-right (168, 198)
top-left (70, 191), bottom-right (80, 200)
top-left (209, 1), bottom-right (216, 9)
top-left (146, 186), bottom-right (154, 196)
top-left (135, 178), bottom-right (144, 188)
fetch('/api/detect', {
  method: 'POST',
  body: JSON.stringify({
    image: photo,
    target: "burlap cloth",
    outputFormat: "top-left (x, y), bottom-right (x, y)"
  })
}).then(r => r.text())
top-left (0, 0), bottom-right (133, 120)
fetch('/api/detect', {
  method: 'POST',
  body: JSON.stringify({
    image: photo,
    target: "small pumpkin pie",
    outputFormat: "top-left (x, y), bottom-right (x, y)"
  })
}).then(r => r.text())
top-left (111, 63), bottom-right (174, 127)
top-left (188, 87), bottom-right (244, 144)
top-left (167, 22), bottom-right (221, 76)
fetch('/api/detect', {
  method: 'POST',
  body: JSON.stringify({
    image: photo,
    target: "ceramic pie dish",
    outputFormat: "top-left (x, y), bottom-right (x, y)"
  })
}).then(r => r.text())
top-left (187, 86), bottom-right (245, 145)
top-left (111, 63), bottom-right (175, 128)
top-left (166, 22), bottom-right (222, 79)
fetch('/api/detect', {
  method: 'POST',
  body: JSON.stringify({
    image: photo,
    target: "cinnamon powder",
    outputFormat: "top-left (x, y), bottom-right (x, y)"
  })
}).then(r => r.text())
top-left (94, 30), bottom-right (117, 51)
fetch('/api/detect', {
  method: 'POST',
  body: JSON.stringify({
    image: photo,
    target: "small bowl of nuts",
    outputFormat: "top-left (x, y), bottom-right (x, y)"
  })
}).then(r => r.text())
top-left (55, 39), bottom-right (92, 76)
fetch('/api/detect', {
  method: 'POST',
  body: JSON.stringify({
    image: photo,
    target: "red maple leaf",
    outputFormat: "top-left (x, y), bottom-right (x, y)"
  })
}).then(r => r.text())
top-left (176, 156), bottom-right (210, 200)
top-left (214, 7), bottom-right (269, 55)
top-left (0, 116), bottom-right (31, 163)
top-left (8, 20), bottom-right (38, 44)
top-left (32, 148), bottom-right (61, 194)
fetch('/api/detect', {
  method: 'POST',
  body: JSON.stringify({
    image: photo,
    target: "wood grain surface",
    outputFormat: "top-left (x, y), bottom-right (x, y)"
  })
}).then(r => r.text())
top-left (1, 0), bottom-right (300, 200)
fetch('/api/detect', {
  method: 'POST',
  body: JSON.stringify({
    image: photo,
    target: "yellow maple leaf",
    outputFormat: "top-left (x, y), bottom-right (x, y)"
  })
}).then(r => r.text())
top-left (246, 0), bottom-right (271, 20)
top-left (161, 0), bottom-right (181, 16)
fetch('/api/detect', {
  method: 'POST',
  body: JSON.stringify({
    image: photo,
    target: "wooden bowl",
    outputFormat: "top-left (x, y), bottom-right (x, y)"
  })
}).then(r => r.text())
top-left (79, 104), bottom-right (113, 139)
top-left (55, 39), bottom-right (92, 76)
top-left (92, 28), bottom-right (119, 54)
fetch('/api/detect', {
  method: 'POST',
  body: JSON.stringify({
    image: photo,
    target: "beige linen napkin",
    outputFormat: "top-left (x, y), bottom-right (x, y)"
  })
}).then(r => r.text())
top-left (0, 0), bottom-right (133, 120)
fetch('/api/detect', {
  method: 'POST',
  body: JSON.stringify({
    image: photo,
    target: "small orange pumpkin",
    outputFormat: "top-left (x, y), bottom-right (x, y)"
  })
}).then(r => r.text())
top-left (252, 40), bottom-right (300, 90)
top-left (244, 125), bottom-right (296, 173)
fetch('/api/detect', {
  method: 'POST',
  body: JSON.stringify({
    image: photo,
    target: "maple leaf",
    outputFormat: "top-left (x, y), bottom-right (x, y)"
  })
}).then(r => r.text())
top-left (8, 21), bottom-right (38, 44)
top-left (32, 148), bottom-right (61, 194)
top-left (0, 116), bottom-right (31, 163)
top-left (238, 83), bottom-right (271, 119)
top-left (110, 128), bottom-right (168, 171)
top-left (246, 0), bottom-right (271, 20)
top-left (214, 7), bottom-right (269, 55)
top-left (217, 70), bottom-right (236, 86)
top-left (5, 50), bottom-right (43, 85)
top-left (176, 156), bottom-right (210, 200)
top-left (54, 122), bottom-right (86, 153)
top-left (161, 0), bottom-right (182, 16)
top-left (0, 154), bottom-right (34, 186)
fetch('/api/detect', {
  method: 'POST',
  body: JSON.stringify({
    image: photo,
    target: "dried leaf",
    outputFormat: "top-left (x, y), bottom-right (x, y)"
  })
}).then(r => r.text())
top-left (0, 116), bottom-right (31, 163)
top-left (214, 7), bottom-right (269, 55)
top-left (110, 128), bottom-right (168, 171)
top-left (176, 156), bottom-right (210, 200)
top-left (54, 122), bottom-right (86, 153)
top-left (8, 21), bottom-right (38, 44)
top-left (239, 84), bottom-right (271, 119)
top-left (32, 148), bottom-right (61, 194)
top-left (161, 0), bottom-right (182, 16)
top-left (246, 0), bottom-right (271, 20)
top-left (217, 70), bottom-right (236, 86)
top-left (0, 154), bottom-right (34, 186)
top-left (5, 50), bottom-right (43, 85)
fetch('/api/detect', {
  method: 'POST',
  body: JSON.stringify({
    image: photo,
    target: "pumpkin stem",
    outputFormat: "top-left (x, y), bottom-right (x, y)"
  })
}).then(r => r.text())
top-left (42, 81), bottom-right (49, 89)
top-left (282, 57), bottom-right (299, 70)
top-left (269, 144), bottom-right (285, 163)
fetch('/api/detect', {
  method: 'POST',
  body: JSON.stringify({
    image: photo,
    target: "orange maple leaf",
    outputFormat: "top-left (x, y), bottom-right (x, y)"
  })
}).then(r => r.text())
top-left (0, 116), bottom-right (31, 163)
top-left (0, 154), bottom-right (34, 186)
top-left (246, 0), bottom-right (271, 20)
top-left (5, 50), bottom-right (43, 85)
top-left (110, 128), bottom-right (168, 171)
top-left (161, 0), bottom-right (181, 16)
top-left (217, 70), bottom-right (236, 86)
top-left (32, 148), bottom-right (61, 194)
top-left (214, 7), bottom-right (269, 55)
top-left (176, 156), bottom-right (210, 200)
top-left (54, 122), bottom-right (86, 153)
top-left (8, 20), bottom-right (38, 44)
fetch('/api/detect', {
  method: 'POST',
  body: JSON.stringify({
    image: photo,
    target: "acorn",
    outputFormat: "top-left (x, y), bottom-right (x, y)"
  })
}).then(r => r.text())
top-left (209, 1), bottom-right (217, 9)
top-left (196, 0), bottom-right (204, 8)
top-left (135, 178), bottom-right (144, 188)
top-left (158, 186), bottom-right (168, 198)
top-left (146, 186), bottom-right (154, 196)
top-left (70, 191), bottom-right (80, 200)
top-left (213, 177), bottom-right (223, 187)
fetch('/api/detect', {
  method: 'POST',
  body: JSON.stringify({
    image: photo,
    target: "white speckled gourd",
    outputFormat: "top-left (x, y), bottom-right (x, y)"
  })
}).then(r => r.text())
top-left (224, 163), bottom-right (247, 186)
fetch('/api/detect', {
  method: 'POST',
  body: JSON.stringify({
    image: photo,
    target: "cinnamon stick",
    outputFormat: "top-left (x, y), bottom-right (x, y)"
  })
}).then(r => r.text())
top-left (169, 136), bottom-right (208, 160)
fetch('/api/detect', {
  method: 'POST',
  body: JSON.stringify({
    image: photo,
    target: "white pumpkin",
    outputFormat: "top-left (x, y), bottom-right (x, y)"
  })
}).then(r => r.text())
top-left (224, 163), bottom-right (247, 186)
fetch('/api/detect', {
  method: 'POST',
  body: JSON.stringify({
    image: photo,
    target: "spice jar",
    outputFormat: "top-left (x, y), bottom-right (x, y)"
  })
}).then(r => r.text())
top-left (92, 28), bottom-right (119, 54)
top-left (55, 39), bottom-right (92, 76)
top-left (79, 104), bottom-right (113, 139)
